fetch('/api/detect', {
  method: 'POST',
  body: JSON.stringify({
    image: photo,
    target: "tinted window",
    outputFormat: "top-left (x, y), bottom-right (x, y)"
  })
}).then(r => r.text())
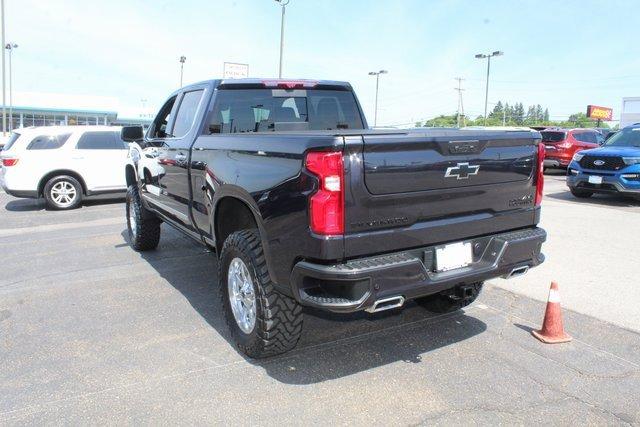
top-left (2, 132), bottom-right (21, 151)
top-left (27, 133), bottom-right (71, 150)
top-left (541, 131), bottom-right (566, 143)
top-left (172, 90), bottom-right (204, 138)
top-left (150, 96), bottom-right (177, 139)
top-left (207, 88), bottom-right (364, 134)
top-left (574, 132), bottom-right (597, 143)
top-left (76, 131), bottom-right (124, 149)
top-left (604, 127), bottom-right (640, 148)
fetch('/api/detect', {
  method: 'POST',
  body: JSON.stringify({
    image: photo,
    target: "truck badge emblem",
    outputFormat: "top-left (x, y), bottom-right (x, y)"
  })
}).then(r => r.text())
top-left (593, 159), bottom-right (605, 166)
top-left (444, 162), bottom-right (480, 180)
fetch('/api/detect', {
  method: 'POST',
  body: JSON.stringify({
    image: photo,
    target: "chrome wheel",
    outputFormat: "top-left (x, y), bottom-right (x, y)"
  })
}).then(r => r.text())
top-left (50, 181), bottom-right (77, 207)
top-left (128, 201), bottom-right (137, 235)
top-left (227, 257), bottom-right (256, 334)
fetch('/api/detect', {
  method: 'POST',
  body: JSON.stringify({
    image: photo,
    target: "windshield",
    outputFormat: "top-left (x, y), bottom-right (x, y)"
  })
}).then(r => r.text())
top-left (604, 127), bottom-right (640, 148)
top-left (540, 131), bottom-right (566, 143)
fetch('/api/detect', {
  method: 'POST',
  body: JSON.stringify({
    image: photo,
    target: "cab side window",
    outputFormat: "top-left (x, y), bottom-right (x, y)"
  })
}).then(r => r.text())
top-left (171, 90), bottom-right (204, 138)
top-left (150, 96), bottom-right (178, 139)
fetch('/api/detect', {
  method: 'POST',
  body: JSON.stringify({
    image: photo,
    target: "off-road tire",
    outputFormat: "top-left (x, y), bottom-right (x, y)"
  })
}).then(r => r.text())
top-left (219, 229), bottom-right (303, 358)
top-left (43, 175), bottom-right (83, 210)
top-left (416, 282), bottom-right (483, 314)
top-left (126, 185), bottom-right (161, 251)
top-left (570, 188), bottom-right (593, 198)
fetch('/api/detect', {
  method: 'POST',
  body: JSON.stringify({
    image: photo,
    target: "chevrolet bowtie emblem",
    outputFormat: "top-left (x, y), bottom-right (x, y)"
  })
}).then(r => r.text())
top-left (444, 162), bottom-right (480, 180)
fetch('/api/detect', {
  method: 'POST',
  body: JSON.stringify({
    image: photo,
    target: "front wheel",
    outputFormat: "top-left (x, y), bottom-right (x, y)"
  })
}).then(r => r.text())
top-left (126, 185), bottom-right (161, 251)
top-left (43, 175), bottom-right (83, 210)
top-left (416, 282), bottom-right (483, 314)
top-left (570, 188), bottom-right (593, 198)
top-left (220, 229), bottom-right (303, 358)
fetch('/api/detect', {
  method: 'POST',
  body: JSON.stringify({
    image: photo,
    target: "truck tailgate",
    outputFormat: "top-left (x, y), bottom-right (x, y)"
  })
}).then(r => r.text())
top-left (343, 130), bottom-right (541, 258)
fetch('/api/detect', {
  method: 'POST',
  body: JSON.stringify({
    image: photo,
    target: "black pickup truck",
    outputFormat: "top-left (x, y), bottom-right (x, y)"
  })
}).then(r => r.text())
top-left (122, 78), bottom-right (546, 358)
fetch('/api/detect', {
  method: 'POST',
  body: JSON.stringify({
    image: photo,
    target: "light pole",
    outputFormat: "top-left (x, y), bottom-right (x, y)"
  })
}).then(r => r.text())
top-left (179, 56), bottom-right (186, 87)
top-left (1, 0), bottom-right (6, 136)
top-left (475, 50), bottom-right (503, 126)
top-left (368, 70), bottom-right (388, 127)
top-left (274, 0), bottom-right (289, 78)
top-left (5, 42), bottom-right (16, 131)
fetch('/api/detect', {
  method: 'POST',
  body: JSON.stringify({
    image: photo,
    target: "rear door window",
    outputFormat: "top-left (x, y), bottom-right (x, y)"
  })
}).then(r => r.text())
top-left (27, 133), bottom-right (72, 150)
top-left (574, 132), bottom-right (596, 143)
top-left (76, 131), bottom-right (125, 150)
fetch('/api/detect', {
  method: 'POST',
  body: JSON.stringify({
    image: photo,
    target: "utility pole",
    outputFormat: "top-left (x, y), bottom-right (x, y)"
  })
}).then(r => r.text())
top-left (5, 42), bottom-right (16, 131)
top-left (475, 50), bottom-right (503, 126)
top-left (1, 0), bottom-right (6, 136)
top-left (368, 70), bottom-right (388, 127)
top-left (454, 77), bottom-right (465, 127)
top-left (179, 56), bottom-right (186, 87)
top-left (274, 0), bottom-right (290, 78)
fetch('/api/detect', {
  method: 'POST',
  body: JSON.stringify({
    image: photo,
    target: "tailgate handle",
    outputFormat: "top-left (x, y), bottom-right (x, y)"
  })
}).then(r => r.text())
top-left (449, 140), bottom-right (481, 154)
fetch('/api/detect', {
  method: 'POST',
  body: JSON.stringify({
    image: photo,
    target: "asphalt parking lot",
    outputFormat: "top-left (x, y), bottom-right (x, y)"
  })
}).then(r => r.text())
top-left (1, 174), bottom-right (639, 425)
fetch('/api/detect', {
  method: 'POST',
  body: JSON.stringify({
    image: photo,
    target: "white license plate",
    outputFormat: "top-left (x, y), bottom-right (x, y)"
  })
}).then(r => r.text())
top-left (588, 175), bottom-right (603, 185)
top-left (435, 242), bottom-right (473, 272)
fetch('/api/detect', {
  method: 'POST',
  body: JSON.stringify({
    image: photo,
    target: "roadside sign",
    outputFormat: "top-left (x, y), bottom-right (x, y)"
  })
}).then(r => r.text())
top-left (586, 105), bottom-right (613, 121)
top-left (223, 62), bottom-right (249, 79)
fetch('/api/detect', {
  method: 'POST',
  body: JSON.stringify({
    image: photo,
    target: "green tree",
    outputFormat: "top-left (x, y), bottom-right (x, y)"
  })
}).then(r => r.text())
top-left (513, 103), bottom-right (525, 125)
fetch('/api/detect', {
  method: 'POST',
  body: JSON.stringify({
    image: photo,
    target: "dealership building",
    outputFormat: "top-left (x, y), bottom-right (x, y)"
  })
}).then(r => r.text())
top-left (1, 92), bottom-right (153, 133)
top-left (620, 97), bottom-right (640, 128)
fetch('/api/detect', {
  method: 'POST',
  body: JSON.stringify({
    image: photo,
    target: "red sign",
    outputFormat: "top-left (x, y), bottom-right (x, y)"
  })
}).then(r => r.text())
top-left (586, 105), bottom-right (613, 121)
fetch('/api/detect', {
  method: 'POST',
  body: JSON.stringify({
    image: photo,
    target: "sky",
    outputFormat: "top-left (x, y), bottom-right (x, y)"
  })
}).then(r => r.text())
top-left (6, 0), bottom-right (640, 125)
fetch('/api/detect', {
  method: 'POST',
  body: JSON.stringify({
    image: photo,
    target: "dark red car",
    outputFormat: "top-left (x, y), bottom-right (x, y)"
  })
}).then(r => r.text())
top-left (542, 129), bottom-right (603, 170)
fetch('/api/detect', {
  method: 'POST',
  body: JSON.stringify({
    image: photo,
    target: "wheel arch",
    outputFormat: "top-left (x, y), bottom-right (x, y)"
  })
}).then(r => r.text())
top-left (38, 170), bottom-right (87, 197)
top-left (125, 163), bottom-right (137, 187)
top-left (212, 190), bottom-right (281, 292)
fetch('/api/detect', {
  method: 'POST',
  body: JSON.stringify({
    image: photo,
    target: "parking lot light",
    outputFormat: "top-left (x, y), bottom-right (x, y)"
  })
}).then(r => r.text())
top-left (475, 50), bottom-right (504, 126)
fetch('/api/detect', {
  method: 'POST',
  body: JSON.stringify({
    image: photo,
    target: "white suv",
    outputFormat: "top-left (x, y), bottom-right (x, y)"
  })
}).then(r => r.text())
top-left (1, 126), bottom-right (129, 209)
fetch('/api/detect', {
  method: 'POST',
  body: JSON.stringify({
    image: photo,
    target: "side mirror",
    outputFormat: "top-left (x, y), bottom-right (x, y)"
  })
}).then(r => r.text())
top-left (121, 126), bottom-right (144, 142)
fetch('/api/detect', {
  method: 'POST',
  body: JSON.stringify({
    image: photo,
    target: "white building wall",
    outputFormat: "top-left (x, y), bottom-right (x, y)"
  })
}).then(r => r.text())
top-left (620, 97), bottom-right (640, 128)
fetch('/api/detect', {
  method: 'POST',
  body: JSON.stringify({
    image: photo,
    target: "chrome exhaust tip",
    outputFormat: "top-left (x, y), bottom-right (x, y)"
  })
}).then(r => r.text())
top-left (365, 295), bottom-right (405, 313)
top-left (503, 265), bottom-right (529, 279)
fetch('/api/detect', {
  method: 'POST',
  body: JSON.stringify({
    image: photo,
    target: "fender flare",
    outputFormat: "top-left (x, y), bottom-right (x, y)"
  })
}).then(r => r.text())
top-left (211, 185), bottom-right (280, 289)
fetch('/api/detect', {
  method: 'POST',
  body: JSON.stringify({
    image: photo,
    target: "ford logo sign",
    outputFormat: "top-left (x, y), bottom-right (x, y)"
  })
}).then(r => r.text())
top-left (593, 159), bottom-right (605, 166)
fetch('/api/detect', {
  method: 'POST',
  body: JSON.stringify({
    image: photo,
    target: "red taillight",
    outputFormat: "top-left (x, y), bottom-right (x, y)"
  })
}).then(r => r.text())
top-left (305, 151), bottom-right (344, 235)
top-left (261, 80), bottom-right (318, 89)
top-left (2, 158), bottom-right (18, 167)
top-left (535, 142), bottom-right (544, 206)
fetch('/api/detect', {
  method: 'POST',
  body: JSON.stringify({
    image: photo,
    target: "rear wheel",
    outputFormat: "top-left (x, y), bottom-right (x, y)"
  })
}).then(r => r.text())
top-left (126, 185), bottom-right (161, 251)
top-left (220, 229), bottom-right (303, 358)
top-left (43, 175), bottom-right (83, 210)
top-left (416, 282), bottom-right (483, 314)
top-left (570, 188), bottom-right (593, 198)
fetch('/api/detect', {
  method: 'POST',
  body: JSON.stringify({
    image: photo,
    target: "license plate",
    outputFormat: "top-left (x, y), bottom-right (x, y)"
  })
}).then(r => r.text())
top-left (588, 175), bottom-right (603, 185)
top-left (435, 242), bottom-right (472, 272)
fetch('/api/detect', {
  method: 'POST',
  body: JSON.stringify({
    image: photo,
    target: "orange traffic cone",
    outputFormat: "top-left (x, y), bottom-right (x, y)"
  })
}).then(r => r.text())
top-left (531, 282), bottom-right (572, 344)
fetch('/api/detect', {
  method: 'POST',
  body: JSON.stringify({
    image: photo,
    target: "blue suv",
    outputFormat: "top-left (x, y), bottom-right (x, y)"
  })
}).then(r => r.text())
top-left (567, 124), bottom-right (640, 199)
